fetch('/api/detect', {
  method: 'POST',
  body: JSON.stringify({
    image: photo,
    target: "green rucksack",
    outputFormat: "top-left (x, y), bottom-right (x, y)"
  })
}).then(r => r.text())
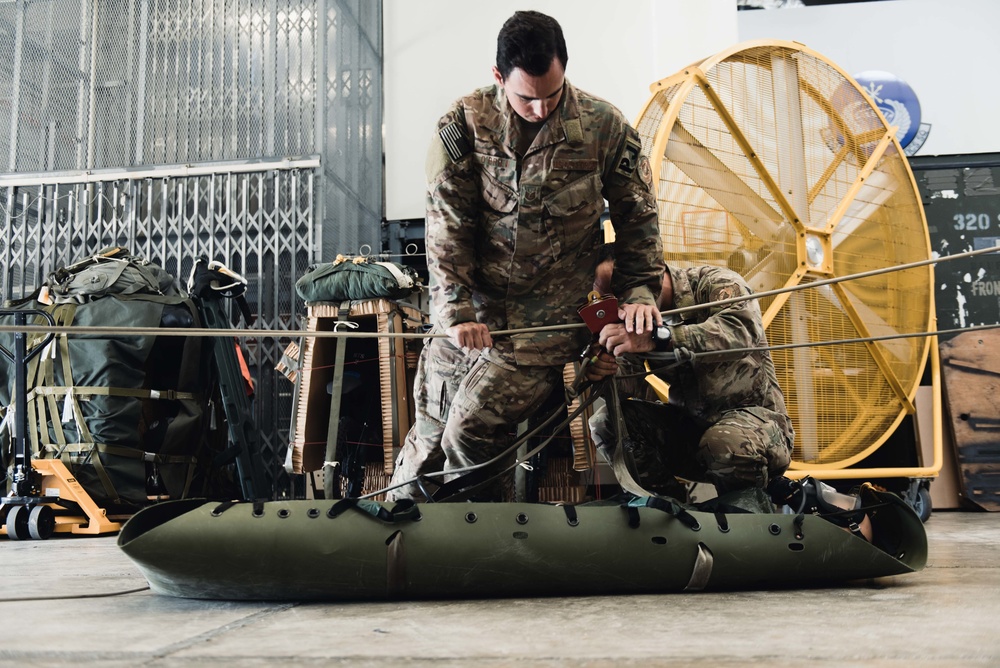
top-left (0, 247), bottom-right (225, 510)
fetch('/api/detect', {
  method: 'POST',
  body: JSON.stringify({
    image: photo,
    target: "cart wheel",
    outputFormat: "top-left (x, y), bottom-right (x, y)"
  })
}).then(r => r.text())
top-left (28, 505), bottom-right (55, 540)
top-left (5, 505), bottom-right (30, 540)
top-left (911, 486), bottom-right (932, 523)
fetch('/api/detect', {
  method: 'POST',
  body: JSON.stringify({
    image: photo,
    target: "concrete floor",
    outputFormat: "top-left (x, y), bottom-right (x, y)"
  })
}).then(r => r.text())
top-left (0, 510), bottom-right (997, 667)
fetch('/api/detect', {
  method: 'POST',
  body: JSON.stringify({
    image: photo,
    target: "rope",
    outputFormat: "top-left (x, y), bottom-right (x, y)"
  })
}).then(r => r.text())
top-left (2, 243), bottom-right (997, 345)
top-left (358, 379), bottom-right (606, 501)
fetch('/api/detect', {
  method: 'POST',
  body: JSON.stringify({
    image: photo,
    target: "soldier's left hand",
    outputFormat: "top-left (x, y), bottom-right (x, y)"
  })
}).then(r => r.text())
top-left (585, 346), bottom-right (618, 381)
top-left (618, 302), bottom-right (662, 335)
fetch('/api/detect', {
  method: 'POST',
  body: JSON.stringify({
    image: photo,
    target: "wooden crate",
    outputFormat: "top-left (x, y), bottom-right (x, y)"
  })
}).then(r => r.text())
top-left (288, 299), bottom-right (425, 476)
top-left (563, 363), bottom-right (598, 472)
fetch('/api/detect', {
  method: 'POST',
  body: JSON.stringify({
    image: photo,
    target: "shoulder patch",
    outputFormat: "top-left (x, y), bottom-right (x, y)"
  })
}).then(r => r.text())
top-left (613, 135), bottom-right (642, 180)
top-left (439, 121), bottom-right (472, 162)
top-left (710, 282), bottom-right (745, 305)
top-left (564, 118), bottom-right (583, 144)
top-left (637, 155), bottom-right (653, 186)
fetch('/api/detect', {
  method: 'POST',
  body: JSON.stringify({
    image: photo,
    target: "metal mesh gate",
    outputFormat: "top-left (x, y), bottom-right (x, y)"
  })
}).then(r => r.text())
top-left (1, 0), bottom-right (384, 495)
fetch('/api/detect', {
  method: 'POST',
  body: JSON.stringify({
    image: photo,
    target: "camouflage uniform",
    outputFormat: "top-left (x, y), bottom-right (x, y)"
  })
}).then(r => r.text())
top-left (388, 81), bottom-right (663, 501)
top-left (592, 265), bottom-right (794, 495)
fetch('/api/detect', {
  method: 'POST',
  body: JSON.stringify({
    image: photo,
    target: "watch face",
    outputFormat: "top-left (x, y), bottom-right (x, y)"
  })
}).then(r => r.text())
top-left (656, 325), bottom-right (670, 341)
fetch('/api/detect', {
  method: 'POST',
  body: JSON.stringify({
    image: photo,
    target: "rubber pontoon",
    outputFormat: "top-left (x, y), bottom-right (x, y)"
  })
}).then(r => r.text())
top-left (117, 484), bottom-right (927, 601)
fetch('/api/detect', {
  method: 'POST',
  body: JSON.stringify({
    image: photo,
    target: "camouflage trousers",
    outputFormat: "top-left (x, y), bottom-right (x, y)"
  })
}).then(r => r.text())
top-left (386, 335), bottom-right (563, 502)
top-left (590, 396), bottom-right (792, 496)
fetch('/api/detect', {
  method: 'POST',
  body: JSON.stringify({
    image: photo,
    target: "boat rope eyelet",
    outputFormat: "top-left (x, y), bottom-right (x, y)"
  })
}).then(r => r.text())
top-left (307, 508), bottom-right (320, 519)
top-left (769, 523), bottom-right (781, 535)
top-left (515, 512), bottom-right (529, 525)
top-left (251, 500), bottom-right (265, 518)
top-left (465, 512), bottom-right (478, 524)
top-left (277, 509), bottom-right (290, 519)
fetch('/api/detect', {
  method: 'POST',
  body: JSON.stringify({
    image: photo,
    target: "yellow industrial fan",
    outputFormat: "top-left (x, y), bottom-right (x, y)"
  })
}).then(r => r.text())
top-left (633, 40), bottom-right (942, 482)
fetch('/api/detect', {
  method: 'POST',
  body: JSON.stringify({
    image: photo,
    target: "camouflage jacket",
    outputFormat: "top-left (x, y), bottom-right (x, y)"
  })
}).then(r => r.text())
top-left (424, 80), bottom-right (663, 366)
top-left (630, 265), bottom-right (794, 445)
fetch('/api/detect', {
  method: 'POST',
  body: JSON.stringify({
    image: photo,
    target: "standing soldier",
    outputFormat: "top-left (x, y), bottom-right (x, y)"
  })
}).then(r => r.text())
top-left (387, 10), bottom-right (663, 501)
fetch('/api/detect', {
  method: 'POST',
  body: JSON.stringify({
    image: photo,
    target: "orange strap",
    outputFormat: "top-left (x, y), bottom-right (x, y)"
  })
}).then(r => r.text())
top-left (234, 340), bottom-right (254, 396)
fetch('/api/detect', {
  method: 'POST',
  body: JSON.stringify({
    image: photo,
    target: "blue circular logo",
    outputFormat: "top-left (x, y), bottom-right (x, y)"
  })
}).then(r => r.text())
top-left (852, 70), bottom-right (922, 148)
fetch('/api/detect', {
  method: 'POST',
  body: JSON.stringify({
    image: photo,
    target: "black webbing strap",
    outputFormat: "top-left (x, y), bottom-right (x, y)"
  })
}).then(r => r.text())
top-left (415, 477), bottom-right (436, 503)
top-left (562, 504), bottom-right (579, 527)
top-left (714, 509), bottom-right (730, 533)
top-left (211, 500), bottom-right (238, 516)
top-left (429, 387), bottom-right (602, 503)
top-left (645, 495), bottom-right (701, 530)
top-left (819, 502), bottom-right (888, 542)
top-left (327, 497), bottom-right (422, 523)
top-left (793, 513), bottom-right (805, 540)
top-left (625, 496), bottom-right (702, 531)
top-left (624, 505), bottom-right (641, 528)
top-left (327, 498), bottom-right (361, 519)
top-left (387, 499), bottom-right (422, 522)
top-left (430, 464), bottom-right (496, 502)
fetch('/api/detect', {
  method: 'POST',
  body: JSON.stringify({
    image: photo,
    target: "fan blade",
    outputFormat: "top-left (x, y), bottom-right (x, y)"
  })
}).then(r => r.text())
top-left (830, 281), bottom-right (915, 413)
top-left (665, 121), bottom-right (784, 243)
top-left (770, 52), bottom-right (811, 228)
top-left (829, 170), bottom-right (898, 250)
top-left (786, 292), bottom-right (820, 461)
top-left (815, 283), bottom-right (914, 366)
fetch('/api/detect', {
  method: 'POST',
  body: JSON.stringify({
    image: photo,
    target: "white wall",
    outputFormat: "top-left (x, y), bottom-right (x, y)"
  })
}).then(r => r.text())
top-left (383, 0), bottom-right (737, 221)
top-left (738, 0), bottom-right (1000, 157)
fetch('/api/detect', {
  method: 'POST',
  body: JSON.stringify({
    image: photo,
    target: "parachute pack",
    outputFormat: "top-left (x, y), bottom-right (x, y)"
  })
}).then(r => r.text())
top-left (0, 247), bottom-right (226, 511)
top-left (294, 254), bottom-right (420, 304)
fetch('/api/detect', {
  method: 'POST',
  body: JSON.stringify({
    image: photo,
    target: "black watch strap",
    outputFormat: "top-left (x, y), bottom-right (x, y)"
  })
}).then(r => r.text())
top-left (653, 324), bottom-right (672, 351)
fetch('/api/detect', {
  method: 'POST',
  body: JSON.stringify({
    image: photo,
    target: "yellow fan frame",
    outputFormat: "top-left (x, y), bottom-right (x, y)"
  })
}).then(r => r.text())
top-left (634, 39), bottom-right (942, 478)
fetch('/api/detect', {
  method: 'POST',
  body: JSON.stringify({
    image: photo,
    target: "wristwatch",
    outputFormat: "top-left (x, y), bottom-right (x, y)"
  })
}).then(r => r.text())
top-left (652, 324), bottom-right (672, 351)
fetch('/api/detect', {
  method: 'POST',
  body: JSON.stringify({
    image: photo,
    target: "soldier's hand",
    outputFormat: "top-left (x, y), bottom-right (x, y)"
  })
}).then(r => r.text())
top-left (446, 321), bottom-right (493, 351)
top-left (585, 346), bottom-right (618, 381)
top-left (618, 302), bottom-right (662, 335)
top-left (599, 322), bottom-right (655, 357)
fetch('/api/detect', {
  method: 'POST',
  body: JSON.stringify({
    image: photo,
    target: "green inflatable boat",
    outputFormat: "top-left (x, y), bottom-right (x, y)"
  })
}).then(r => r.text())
top-left (117, 483), bottom-right (927, 601)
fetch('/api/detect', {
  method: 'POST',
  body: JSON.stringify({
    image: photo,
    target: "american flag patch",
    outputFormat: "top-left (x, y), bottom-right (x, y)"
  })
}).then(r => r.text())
top-left (439, 121), bottom-right (472, 162)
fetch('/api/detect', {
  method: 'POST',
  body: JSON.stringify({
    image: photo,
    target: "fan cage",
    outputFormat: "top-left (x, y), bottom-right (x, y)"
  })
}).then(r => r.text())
top-left (635, 41), bottom-right (933, 467)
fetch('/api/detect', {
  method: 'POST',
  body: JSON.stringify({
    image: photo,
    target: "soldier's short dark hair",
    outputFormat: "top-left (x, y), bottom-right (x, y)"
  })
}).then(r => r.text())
top-left (496, 11), bottom-right (568, 80)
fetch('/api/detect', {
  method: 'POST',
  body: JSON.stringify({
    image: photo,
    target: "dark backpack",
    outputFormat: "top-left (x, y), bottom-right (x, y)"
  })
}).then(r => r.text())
top-left (0, 248), bottom-right (228, 510)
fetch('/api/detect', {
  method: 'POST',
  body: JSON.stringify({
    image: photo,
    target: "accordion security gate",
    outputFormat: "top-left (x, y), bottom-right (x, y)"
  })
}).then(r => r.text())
top-left (0, 162), bottom-right (317, 494)
top-left (1, 0), bottom-right (384, 496)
